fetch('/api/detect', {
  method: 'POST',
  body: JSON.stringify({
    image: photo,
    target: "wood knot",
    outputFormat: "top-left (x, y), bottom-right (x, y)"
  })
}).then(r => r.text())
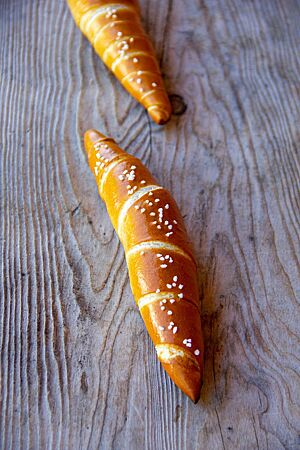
top-left (170, 94), bottom-right (187, 116)
top-left (81, 372), bottom-right (88, 393)
top-left (174, 405), bottom-right (181, 422)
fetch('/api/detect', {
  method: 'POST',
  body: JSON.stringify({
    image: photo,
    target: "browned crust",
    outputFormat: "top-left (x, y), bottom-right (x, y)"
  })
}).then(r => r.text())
top-left (67, 0), bottom-right (171, 124)
top-left (84, 130), bottom-right (204, 401)
top-left (127, 249), bottom-right (198, 305)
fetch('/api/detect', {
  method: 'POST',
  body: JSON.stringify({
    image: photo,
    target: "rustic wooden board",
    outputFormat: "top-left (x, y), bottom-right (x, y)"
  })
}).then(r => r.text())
top-left (1, 0), bottom-right (300, 448)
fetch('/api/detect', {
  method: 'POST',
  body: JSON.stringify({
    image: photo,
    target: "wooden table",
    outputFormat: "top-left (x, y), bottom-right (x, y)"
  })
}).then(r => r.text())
top-left (1, 1), bottom-right (299, 449)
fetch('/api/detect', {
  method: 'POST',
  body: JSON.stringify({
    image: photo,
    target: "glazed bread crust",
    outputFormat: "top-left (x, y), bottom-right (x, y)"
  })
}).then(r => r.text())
top-left (84, 129), bottom-right (204, 402)
top-left (67, 0), bottom-right (172, 124)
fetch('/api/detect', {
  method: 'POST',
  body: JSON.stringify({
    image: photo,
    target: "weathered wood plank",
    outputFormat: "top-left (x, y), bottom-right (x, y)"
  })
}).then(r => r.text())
top-left (0, 0), bottom-right (299, 449)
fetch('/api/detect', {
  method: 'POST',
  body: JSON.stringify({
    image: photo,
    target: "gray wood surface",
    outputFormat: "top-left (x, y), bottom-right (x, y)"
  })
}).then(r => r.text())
top-left (1, 0), bottom-right (300, 449)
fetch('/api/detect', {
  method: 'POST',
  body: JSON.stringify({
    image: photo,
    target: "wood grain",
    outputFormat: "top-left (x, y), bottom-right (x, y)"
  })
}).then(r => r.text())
top-left (1, 0), bottom-right (299, 449)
